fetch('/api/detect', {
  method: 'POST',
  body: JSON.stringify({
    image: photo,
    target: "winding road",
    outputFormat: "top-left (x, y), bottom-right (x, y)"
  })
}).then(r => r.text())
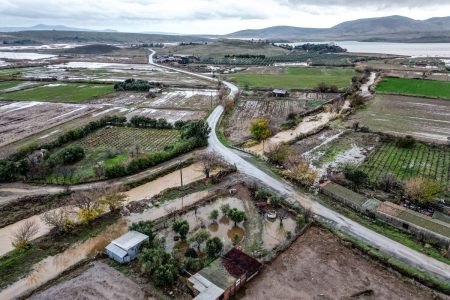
top-left (149, 50), bottom-right (450, 282)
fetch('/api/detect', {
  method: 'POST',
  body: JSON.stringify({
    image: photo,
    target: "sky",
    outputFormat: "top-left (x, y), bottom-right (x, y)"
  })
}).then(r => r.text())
top-left (0, 0), bottom-right (449, 34)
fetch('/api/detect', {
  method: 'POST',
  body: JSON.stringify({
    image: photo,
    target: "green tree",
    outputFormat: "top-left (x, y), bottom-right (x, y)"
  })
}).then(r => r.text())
top-left (188, 229), bottom-right (211, 251)
top-left (139, 247), bottom-right (178, 287)
top-left (206, 237), bottom-right (223, 258)
top-left (220, 204), bottom-right (231, 216)
top-left (209, 209), bottom-right (219, 222)
top-left (180, 120), bottom-right (211, 145)
top-left (228, 208), bottom-right (247, 227)
top-left (249, 118), bottom-right (272, 151)
top-left (129, 221), bottom-right (155, 246)
top-left (0, 160), bottom-right (17, 182)
top-left (172, 219), bottom-right (189, 240)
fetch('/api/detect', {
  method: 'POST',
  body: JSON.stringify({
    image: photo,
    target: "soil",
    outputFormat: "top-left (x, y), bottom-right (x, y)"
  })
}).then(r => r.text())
top-left (29, 261), bottom-right (146, 300)
top-left (239, 226), bottom-right (446, 300)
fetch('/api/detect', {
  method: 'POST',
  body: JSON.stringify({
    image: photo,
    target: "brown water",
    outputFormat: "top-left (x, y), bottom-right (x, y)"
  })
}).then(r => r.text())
top-left (0, 219), bottom-right (127, 300)
top-left (125, 164), bottom-right (205, 203)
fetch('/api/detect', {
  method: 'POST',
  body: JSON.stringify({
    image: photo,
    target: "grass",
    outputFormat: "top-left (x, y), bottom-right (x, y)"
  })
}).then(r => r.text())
top-left (0, 213), bottom-right (120, 289)
top-left (47, 126), bottom-right (180, 184)
top-left (227, 67), bottom-right (356, 90)
top-left (358, 141), bottom-right (449, 188)
top-left (376, 77), bottom-right (450, 100)
top-left (315, 193), bottom-right (450, 265)
top-left (0, 82), bottom-right (114, 103)
top-left (0, 80), bottom-right (22, 91)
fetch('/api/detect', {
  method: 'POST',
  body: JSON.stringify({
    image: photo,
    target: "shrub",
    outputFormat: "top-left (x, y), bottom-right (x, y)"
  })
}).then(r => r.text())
top-left (396, 135), bottom-right (416, 148)
top-left (185, 248), bottom-right (198, 258)
top-left (249, 118), bottom-right (272, 142)
top-left (255, 188), bottom-right (272, 200)
top-left (0, 160), bottom-right (18, 182)
top-left (342, 164), bottom-right (368, 187)
top-left (180, 120), bottom-right (210, 145)
top-left (105, 163), bottom-right (128, 178)
top-left (172, 219), bottom-right (189, 240)
top-left (377, 172), bottom-right (400, 192)
top-left (227, 208), bottom-right (247, 226)
top-left (266, 143), bottom-right (291, 165)
top-left (114, 78), bottom-right (157, 92)
top-left (52, 145), bottom-right (85, 165)
top-left (404, 177), bottom-right (442, 205)
top-left (206, 237), bottom-right (223, 258)
top-left (220, 204), bottom-right (231, 215)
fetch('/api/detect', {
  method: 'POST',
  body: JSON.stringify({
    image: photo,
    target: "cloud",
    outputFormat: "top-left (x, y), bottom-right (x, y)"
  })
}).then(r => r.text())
top-left (279, 0), bottom-right (450, 8)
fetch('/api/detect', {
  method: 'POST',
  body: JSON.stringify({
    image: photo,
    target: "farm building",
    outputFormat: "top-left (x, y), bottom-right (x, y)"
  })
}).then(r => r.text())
top-left (105, 231), bottom-right (149, 263)
top-left (188, 248), bottom-right (262, 300)
top-left (272, 89), bottom-right (289, 97)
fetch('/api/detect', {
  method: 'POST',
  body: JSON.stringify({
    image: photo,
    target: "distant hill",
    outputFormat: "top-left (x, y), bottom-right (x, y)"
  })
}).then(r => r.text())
top-left (227, 26), bottom-right (325, 40)
top-left (0, 24), bottom-right (93, 32)
top-left (227, 15), bottom-right (450, 42)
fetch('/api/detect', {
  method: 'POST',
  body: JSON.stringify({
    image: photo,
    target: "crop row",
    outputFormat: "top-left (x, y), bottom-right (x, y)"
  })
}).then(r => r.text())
top-left (76, 127), bottom-right (180, 153)
top-left (358, 142), bottom-right (449, 187)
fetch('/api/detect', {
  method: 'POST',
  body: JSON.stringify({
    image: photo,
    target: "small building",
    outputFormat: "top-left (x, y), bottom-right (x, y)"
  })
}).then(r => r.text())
top-left (105, 231), bottom-right (149, 263)
top-left (188, 248), bottom-right (262, 300)
top-left (272, 89), bottom-right (289, 97)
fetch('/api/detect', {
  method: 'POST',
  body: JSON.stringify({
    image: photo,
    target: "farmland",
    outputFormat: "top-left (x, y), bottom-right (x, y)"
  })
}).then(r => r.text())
top-left (240, 226), bottom-right (441, 300)
top-left (376, 77), bottom-right (450, 100)
top-left (223, 92), bottom-right (336, 144)
top-left (47, 126), bottom-right (180, 183)
top-left (347, 94), bottom-right (450, 144)
top-left (0, 83), bottom-right (114, 103)
top-left (358, 141), bottom-right (450, 188)
top-left (227, 67), bottom-right (356, 90)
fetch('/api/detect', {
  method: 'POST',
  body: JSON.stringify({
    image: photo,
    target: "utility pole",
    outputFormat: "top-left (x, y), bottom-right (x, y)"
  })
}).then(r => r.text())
top-left (179, 162), bottom-right (183, 188)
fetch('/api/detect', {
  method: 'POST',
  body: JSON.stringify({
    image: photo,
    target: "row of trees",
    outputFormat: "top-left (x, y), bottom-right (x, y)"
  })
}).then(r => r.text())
top-left (114, 79), bottom-right (161, 92)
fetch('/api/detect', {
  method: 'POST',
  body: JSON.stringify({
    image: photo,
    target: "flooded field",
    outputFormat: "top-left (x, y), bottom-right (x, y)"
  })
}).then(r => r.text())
top-left (0, 52), bottom-right (57, 60)
top-left (0, 101), bottom-right (101, 148)
top-left (348, 94), bottom-right (450, 143)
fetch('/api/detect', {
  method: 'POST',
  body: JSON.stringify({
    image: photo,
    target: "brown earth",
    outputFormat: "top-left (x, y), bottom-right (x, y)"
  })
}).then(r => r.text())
top-left (29, 262), bottom-right (147, 300)
top-left (239, 226), bottom-right (446, 300)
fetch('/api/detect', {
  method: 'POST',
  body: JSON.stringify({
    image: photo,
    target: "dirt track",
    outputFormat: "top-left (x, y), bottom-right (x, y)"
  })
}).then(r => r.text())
top-left (240, 226), bottom-right (446, 300)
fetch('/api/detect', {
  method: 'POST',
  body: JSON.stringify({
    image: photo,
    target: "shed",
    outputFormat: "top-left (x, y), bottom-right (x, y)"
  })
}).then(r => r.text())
top-left (105, 231), bottom-right (149, 263)
top-left (272, 89), bottom-right (289, 97)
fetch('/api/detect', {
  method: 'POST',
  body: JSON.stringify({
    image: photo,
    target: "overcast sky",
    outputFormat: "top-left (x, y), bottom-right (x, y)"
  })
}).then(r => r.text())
top-left (1, 0), bottom-right (449, 34)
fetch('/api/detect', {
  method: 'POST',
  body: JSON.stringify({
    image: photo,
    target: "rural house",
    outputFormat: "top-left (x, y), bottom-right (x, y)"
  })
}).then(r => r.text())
top-left (272, 89), bottom-right (289, 97)
top-left (188, 248), bottom-right (262, 300)
top-left (105, 231), bottom-right (149, 263)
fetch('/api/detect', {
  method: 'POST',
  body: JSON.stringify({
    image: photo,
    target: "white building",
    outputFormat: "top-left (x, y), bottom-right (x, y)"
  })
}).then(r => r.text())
top-left (105, 231), bottom-right (149, 263)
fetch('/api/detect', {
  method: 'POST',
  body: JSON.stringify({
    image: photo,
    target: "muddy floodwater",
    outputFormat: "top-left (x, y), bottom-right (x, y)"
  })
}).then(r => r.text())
top-left (0, 219), bottom-right (128, 300)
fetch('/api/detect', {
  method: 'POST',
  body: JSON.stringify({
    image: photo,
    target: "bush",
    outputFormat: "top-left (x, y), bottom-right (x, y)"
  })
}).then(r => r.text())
top-left (316, 82), bottom-right (339, 93)
top-left (180, 120), bottom-right (210, 145)
top-left (342, 164), bottom-right (368, 187)
top-left (206, 237), bottom-right (223, 258)
top-left (396, 135), bottom-right (416, 148)
top-left (266, 144), bottom-right (291, 165)
top-left (50, 145), bottom-right (85, 165)
top-left (404, 178), bottom-right (442, 205)
top-left (105, 163), bottom-right (128, 178)
top-left (114, 78), bottom-right (157, 92)
top-left (185, 248), bottom-right (198, 258)
top-left (255, 188), bottom-right (272, 200)
top-left (0, 160), bottom-right (18, 182)
top-left (377, 172), bottom-right (400, 192)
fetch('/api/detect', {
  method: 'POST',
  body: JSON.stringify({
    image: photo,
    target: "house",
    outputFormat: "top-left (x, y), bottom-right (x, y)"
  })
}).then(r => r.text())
top-left (272, 89), bottom-right (289, 97)
top-left (188, 248), bottom-right (262, 300)
top-left (105, 231), bottom-right (149, 263)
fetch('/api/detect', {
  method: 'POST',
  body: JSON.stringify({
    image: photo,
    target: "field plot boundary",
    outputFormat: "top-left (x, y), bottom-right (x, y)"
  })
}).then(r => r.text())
top-left (376, 77), bottom-right (450, 100)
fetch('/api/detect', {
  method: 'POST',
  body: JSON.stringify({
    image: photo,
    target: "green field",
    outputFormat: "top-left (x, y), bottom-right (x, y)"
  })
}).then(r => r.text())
top-left (48, 126), bottom-right (180, 183)
top-left (376, 77), bottom-right (450, 100)
top-left (0, 82), bottom-right (114, 103)
top-left (359, 142), bottom-right (450, 187)
top-left (227, 67), bottom-right (356, 90)
top-left (0, 80), bottom-right (21, 91)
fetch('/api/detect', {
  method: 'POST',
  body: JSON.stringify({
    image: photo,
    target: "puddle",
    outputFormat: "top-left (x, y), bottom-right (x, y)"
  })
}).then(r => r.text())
top-left (0, 219), bottom-right (127, 300)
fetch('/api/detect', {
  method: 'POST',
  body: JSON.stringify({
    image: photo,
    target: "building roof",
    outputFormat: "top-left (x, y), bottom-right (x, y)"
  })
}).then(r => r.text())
top-left (105, 243), bottom-right (128, 258)
top-left (189, 273), bottom-right (224, 300)
top-left (112, 231), bottom-right (149, 251)
top-left (223, 248), bottom-right (262, 278)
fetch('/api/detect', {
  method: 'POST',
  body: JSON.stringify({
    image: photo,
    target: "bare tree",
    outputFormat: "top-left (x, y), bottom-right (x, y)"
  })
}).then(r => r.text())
top-left (70, 190), bottom-right (103, 224)
top-left (278, 207), bottom-right (289, 227)
top-left (100, 186), bottom-right (127, 211)
top-left (12, 220), bottom-right (39, 250)
top-left (41, 208), bottom-right (71, 235)
top-left (197, 152), bottom-right (224, 179)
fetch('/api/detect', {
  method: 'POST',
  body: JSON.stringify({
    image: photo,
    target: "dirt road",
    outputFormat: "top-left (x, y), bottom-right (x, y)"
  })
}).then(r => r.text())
top-left (240, 226), bottom-right (446, 300)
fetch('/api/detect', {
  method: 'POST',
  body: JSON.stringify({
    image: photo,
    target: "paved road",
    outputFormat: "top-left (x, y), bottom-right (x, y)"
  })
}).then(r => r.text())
top-left (150, 50), bottom-right (450, 282)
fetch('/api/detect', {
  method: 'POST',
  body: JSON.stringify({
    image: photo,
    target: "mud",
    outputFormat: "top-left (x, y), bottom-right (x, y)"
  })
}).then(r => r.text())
top-left (240, 226), bottom-right (445, 300)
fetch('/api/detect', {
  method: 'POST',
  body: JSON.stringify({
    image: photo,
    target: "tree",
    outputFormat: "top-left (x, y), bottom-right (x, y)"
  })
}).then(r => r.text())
top-left (188, 229), bottom-right (211, 251)
top-left (153, 262), bottom-right (178, 287)
top-left (100, 186), bottom-right (127, 211)
top-left (269, 195), bottom-right (281, 207)
top-left (249, 118), bottom-right (272, 151)
top-left (0, 160), bottom-right (17, 182)
top-left (404, 178), bottom-right (442, 205)
top-left (228, 208), bottom-right (247, 227)
top-left (129, 221), bottom-right (155, 246)
top-left (220, 204), bottom-right (231, 216)
top-left (197, 152), bottom-right (223, 179)
top-left (282, 156), bottom-right (317, 187)
top-left (172, 219), bottom-right (189, 240)
top-left (139, 247), bottom-right (179, 287)
top-left (206, 237), bottom-right (223, 258)
top-left (70, 191), bottom-right (103, 224)
top-left (397, 135), bottom-right (416, 148)
top-left (377, 172), bottom-right (399, 192)
top-left (209, 209), bottom-right (219, 223)
top-left (266, 143), bottom-right (291, 165)
top-left (41, 208), bottom-right (72, 235)
top-left (12, 219), bottom-right (39, 250)
top-left (342, 164), bottom-right (368, 188)
top-left (180, 120), bottom-right (211, 144)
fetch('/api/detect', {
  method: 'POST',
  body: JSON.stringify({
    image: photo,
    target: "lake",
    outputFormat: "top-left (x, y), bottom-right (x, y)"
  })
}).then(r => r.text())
top-left (285, 41), bottom-right (450, 57)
